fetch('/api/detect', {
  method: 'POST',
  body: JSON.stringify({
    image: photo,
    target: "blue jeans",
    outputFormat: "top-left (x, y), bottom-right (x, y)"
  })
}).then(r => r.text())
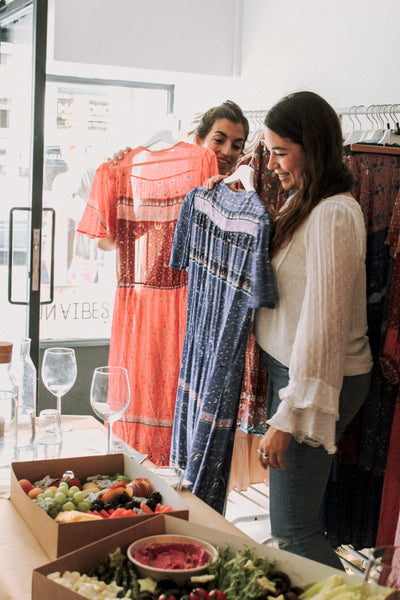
top-left (261, 351), bottom-right (370, 569)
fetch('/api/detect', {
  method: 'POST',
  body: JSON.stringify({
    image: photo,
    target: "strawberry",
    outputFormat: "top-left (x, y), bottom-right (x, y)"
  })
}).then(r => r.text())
top-left (208, 591), bottom-right (227, 600)
top-left (190, 589), bottom-right (209, 600)
top-left (63, 477), bottom-right (82, 489)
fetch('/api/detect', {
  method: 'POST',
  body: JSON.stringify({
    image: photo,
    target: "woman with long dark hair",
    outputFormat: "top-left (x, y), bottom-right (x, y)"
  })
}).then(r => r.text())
top-left (255, 91), bottom-right (373, 568)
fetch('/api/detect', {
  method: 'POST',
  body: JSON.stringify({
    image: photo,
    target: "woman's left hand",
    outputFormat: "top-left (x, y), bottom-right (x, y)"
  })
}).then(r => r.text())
top-left (107, 146), bottom-right (132, 164)
top-left (258, 427), bottom-right (292, 469)
top-left (203, 174), bottom-right (225, 190)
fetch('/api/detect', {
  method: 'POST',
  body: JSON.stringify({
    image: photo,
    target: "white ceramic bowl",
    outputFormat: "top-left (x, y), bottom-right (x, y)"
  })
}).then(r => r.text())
top-left (127, 534), bottom-right (218, 585)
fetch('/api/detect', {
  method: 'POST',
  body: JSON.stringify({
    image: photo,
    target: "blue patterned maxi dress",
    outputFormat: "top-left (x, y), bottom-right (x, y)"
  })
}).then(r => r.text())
top-left (169, 182), bottom-right (278, 513)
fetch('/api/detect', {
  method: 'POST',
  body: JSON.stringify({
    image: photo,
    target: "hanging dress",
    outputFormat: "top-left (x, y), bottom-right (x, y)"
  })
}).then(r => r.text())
top-left (375, 189), bottom-right (400, 547)
top-left (169, 181), bottom-right (278, 513)
top-left (77, 142), bottom-right (218, 464)
top-left (320, 150), bottom-right (400, 549)
top-left (229, 143), bottom-right (286, 491)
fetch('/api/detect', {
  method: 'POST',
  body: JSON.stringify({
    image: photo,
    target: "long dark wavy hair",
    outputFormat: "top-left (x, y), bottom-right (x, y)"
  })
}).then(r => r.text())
top-left (265, 91), bottom-right (354, 254)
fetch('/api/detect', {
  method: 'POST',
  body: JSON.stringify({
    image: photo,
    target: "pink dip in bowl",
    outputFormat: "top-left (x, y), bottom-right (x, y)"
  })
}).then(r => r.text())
top-left (132, 541), bottom-right (210, 570)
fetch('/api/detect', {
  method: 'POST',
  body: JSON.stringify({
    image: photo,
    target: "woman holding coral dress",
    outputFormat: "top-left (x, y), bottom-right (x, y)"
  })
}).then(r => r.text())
top-left (78, 100), bottom-right (249, 464)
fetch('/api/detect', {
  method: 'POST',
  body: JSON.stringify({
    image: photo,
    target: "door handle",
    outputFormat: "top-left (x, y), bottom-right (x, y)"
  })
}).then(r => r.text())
top-left (8, 207), bottom-right (55, 305)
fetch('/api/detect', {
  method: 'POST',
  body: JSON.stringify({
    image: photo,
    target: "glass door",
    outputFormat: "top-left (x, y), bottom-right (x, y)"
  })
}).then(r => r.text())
top-left (37, 80), bottom-right (175, 415)
top-left (1, 0), bottom-right (175, 414)
top-left (40, 80), bottom-right (174, 342)
top-left (1, 0), bottom-right (52, 414)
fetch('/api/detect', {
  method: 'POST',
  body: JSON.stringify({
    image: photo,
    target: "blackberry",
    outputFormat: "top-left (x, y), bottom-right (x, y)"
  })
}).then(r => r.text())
top-left (145, 491), bottom-right (162, 511)
top-left (91, 499), bottom-right (105, 511)
top-left (117, 493), bottom-right (129, 505)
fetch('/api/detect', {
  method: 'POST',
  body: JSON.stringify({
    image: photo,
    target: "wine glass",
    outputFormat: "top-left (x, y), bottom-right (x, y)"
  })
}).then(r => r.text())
top-left (362, 546), bottom-right (400, 599)
top-left (41, 347), bottom-right (77, 432)
top-left (90, 366), bottom-right (130, 454)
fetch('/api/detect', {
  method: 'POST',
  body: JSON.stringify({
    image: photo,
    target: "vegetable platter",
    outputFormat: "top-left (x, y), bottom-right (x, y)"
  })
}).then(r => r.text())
top-left (32, 514), bottom-right (392, 600)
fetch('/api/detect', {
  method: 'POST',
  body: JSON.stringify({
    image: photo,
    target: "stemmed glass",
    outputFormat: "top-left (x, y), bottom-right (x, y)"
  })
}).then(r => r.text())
top-left (362, 546), bottom-right (400, 599)
top-left (90, 366), bottom-right (130, 454)
top-left (41, 347), bottom-right (77, 432)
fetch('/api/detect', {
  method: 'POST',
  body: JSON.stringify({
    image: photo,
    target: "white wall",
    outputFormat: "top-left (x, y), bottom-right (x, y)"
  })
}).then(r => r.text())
top-left (53, 0), bottom-right (242, 77)
top-left (50, 0), bottom-right (400, 117)
top-left (237, 0), bottom-right (400, 111)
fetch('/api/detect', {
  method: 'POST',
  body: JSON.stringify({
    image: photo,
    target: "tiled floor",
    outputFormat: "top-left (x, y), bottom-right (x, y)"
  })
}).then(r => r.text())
top-left (225, 483), bottom-right (371, 577)
top-left (225, 482), bottom-right (273, 545)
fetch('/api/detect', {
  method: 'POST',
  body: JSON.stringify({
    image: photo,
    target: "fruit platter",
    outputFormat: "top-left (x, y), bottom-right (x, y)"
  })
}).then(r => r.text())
top-left (32, 514), bottom-right (395, 600)
top-left (10, 453), bottom-right (188, 558)
top-left (19, 470), bottom-right (174, 522)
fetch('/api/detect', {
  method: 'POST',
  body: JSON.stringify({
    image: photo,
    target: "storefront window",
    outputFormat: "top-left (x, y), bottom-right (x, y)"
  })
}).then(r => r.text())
top-left (39, 80), bottom-right (174, 341)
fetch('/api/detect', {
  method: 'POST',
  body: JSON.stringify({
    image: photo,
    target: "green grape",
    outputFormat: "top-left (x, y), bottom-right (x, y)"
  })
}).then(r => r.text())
top-left (62, 501), bottom-right (75, 511)
top-left (58, 482), bottom-right (69, 492)
top-left (54, 492), bottom-right (67, 504)
top-left (77, 501), bottom-right (91, 512)
top-left (68, 486), bottom-right (80, 497)
top-left (73, 491), bottom-right (86, 504)
top-left (37, 493), bottom-right (45, 501)
top-left (42, 490), bottom-right (55, 499)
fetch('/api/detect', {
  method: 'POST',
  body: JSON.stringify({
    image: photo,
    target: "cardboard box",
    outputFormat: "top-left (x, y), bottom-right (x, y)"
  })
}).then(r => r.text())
top-left (10, 453), bottom-right (188, 559)
top-left (32, 513), bottom-right (358, 600)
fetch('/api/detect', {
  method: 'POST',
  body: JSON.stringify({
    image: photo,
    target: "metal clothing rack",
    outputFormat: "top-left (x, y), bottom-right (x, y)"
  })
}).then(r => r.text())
top-left (244, 103), bottom-right (400, 127)
top-left (244, 104), bottom-right (400, 154)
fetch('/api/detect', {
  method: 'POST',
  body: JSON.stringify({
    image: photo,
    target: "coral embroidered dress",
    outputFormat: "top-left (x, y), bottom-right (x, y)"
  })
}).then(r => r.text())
top-left (78, 142), bottom-right (218, 464)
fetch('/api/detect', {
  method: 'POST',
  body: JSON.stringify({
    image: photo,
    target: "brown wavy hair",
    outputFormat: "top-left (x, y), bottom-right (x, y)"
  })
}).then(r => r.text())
top-left (192, 100), bottom-right (249, 152)
top-left (265, 91), bottom-right (354, 254)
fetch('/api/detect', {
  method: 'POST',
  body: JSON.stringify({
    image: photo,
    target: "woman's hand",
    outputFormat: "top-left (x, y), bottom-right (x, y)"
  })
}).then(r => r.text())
top-left (107, 147), bottom-right (132, 164)
top-left (97, 235), bottom-right (117, 251)
top-left (203, 174), bottom-right (226, 190)
top-left (258, 427), bottom-right (292, 469)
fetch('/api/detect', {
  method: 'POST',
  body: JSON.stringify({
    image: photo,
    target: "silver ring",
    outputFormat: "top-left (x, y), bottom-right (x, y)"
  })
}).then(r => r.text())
top-left (257, 449), bottom-right (269, 459)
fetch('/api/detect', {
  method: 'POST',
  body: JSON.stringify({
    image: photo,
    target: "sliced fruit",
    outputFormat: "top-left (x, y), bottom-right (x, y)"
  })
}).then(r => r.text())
top-left (100, 486), bottom-right (127, 503)
top-left (82, 482), bottom-right (100, 493)
top-left (125, 486), bottom-right (134, 498)
top-left (19, 478), bottom-right (34, 494)
top-left (128, 478), bottom-right (153, 497)
top-left (28, 487), bottom-right (43, 500)
top-left (55, 510), bottom-right (102, 523)
top-left (111, 480), bottom-right (128, 489)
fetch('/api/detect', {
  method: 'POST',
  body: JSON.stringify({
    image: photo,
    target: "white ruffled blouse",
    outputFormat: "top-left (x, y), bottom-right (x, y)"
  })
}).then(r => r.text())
top-left (255, 194), bottom-right (373, 453)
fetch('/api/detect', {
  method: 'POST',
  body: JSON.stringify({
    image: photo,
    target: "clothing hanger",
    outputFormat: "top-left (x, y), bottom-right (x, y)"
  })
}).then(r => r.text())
top-left (390, 104), bottom-right (400, 135)
top-left (359, 105), bottom-right (379, 142)
top-left (343, 105), bottom-right (366, 145)
top-left (244, 110), bottom-right (266, 150)
top-left (345, 103), bottom-right (400, 155)
top-left (224, 164), bottom-right (255, 191)
top-left (143, 129), bottom-right (178, 150)
top-left (350, 107), bottom-right (400, 154)
top-left (362, 105), bottom-right (385, 143)
top-left (223, 137), bottom-right (269, 191)
top-left (377, 105), bottom-right (400, 145)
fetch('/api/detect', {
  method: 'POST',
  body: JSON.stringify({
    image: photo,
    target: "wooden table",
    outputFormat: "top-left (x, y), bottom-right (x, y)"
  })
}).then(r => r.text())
top-left (0, 415), bottom-right (251, 600)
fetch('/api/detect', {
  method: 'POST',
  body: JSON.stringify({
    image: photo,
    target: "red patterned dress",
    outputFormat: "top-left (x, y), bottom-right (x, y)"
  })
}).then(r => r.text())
top-left (78, 142), bottom-right (218, 464)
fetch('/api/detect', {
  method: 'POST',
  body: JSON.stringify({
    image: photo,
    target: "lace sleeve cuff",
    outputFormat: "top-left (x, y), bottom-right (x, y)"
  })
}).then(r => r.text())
top-left (267, 380), bottom-right (339, 453)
